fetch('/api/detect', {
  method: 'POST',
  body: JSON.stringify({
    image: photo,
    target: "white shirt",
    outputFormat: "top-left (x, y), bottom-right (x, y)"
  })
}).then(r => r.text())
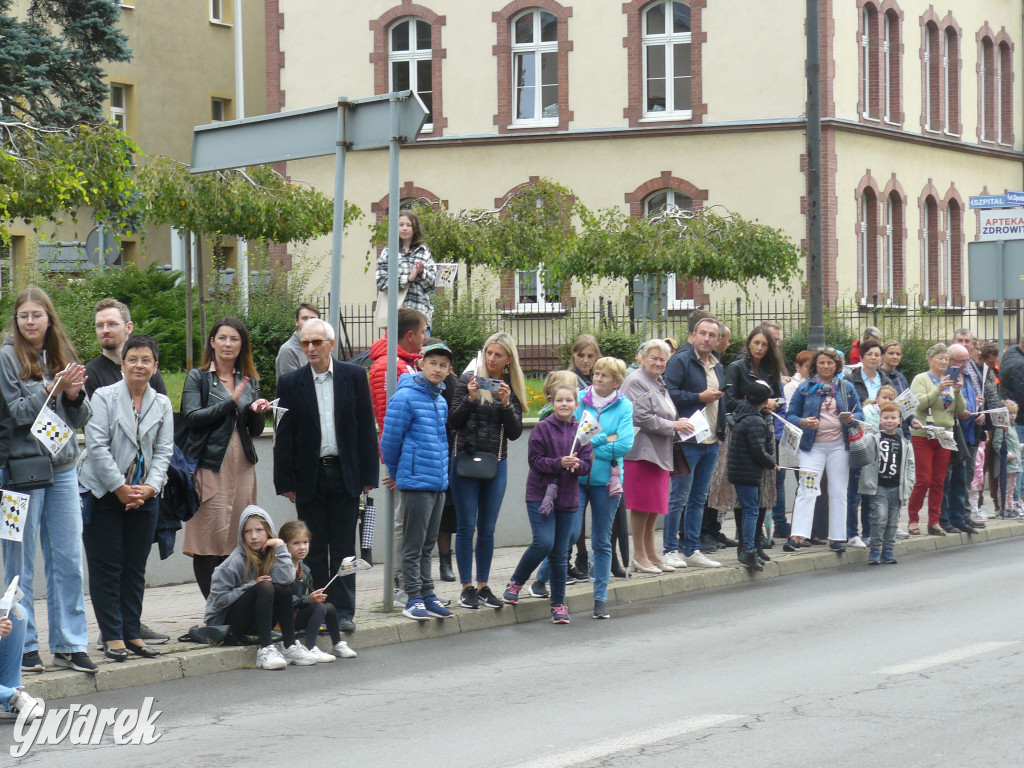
top-left (311, 359), bottom-right (339, 458)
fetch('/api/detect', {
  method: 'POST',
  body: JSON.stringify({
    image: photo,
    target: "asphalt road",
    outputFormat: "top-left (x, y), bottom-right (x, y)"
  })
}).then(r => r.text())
top-left (7, 538), bottom-right (1024, 767)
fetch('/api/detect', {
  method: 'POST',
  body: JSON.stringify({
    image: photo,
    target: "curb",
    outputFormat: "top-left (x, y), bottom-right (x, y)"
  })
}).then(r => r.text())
top-left (26, 519), bottom-right (1024, 702)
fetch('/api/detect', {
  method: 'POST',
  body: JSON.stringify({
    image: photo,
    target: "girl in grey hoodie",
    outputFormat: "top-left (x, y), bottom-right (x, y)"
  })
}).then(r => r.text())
top-left (205, 506), bottom-right (317, 670)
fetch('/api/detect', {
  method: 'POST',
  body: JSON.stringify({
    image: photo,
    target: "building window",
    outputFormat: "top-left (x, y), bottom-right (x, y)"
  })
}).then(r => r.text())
top-left (883, 9), bottom-right (902, 123)
top-left (945, 199), bottom-right (962, 304)
top-left (642, 1), bottom-right (692, 118)
top-left (980, 37), bottom-right (995, 142)
top-left (210, 0), bottom-right (227, 23)
top-left (943, 26), bottom-right (959, 134)
top-left (645, 189), bottom-right (694, 310)
top-left (999, 41), bottom-right (1013, 144)
top-left (389, 17), bottom-right (434, 128)
top-left (511, 9), bottom-right (559, 125)
top-left (514, 267), bottom-right (561, 312)
top-left (859, 189), bottom-right (879, 301)
top-left (885, 191), bottom-right (905, 301)
top-left (109, 83), bottom-right (128, 132)
top-left (924, 22), bottom-right (940, 131)
top-left (923, 195), bottom-right (939, 304)
top-left (861, 4), bottom-right (880, 120)
top-left (211, 97), bottom-right (230, 123)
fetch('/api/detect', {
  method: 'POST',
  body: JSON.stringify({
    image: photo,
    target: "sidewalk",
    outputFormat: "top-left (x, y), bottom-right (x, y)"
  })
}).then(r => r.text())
top-left (22, 516), bottom-right (1024, 702)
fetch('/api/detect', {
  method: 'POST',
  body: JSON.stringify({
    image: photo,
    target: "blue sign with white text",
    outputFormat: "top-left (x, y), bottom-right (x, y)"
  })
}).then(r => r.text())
top-left (970, 195), bottom-right (1009, 209)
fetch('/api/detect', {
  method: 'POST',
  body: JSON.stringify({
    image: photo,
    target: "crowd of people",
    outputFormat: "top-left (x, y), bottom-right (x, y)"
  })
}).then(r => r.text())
top-left (1, 261), bottom-right (1022, 719)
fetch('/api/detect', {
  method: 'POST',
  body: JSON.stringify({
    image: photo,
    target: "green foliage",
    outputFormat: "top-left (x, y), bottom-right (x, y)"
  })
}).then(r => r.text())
top-left (137, 157), bottom-right (349, 245)
top-left (429, 295), bottom-right (491, 373)
top-left (0, 0), bottom-right (132, 127)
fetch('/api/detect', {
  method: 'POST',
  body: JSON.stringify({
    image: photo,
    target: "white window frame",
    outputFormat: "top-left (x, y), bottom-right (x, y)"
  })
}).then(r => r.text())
top-left (513, 266), bottom-right (562, 313)
top-left (210, 0), bottom-right (227, 24)
top-left (210, 97), bottom-right (228, 123)
top-left (885, 195), bottom-right (895, 299)
top-left (923, 200), bottom-right (936, 304)
top-left (861, 7), bottom-right (872, 119)
top-left (945, 202), bottom-right (961, 304)
top-left (389, 17), bottom-right (433, 132)
top-left (641, 1), bottom-right (692, 121)
top-left (645, 189), bottom-right (694, 311)
top-left (924, 27), bottom-right (934, 130)
top-left (860, 192), bottom-right (870, 299)
top-left (109, 84), bottom-right (127, 131)
top-left (510, 9), bottom-right (559, 128)
top-left (996, 42), bottom-right (1005, 144)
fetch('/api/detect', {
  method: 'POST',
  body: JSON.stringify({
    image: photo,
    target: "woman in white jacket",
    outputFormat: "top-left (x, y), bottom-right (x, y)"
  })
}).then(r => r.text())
top-left (80, 335), bottom-right (173, 662)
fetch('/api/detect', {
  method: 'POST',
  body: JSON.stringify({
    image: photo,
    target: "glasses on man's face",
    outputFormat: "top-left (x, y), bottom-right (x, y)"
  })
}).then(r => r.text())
top-left (95, 321), bottom-right (124, 330)
top-left (303, 338), bottom-right (327, 349)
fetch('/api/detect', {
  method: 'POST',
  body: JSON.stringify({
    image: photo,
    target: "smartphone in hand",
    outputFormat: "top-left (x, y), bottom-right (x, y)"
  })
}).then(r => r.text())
top-left (947, 366), bottom-right (960, 383)
top-left (476, 377), bottom-right (503, 392)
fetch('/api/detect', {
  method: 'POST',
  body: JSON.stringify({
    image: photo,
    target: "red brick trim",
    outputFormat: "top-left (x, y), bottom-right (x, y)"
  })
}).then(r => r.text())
top-left (492, 0), bottom-right (574, 134)
top-left (369, 2), bottom-right (448, 137)
top-left (624, 171), bottom-right (709, 305)
top-left (264, 0), bottom-right (289, 269)
top-left (371, 183), bottom-right (447, 221)
top-left (621, 0), bottom-right (707, 127)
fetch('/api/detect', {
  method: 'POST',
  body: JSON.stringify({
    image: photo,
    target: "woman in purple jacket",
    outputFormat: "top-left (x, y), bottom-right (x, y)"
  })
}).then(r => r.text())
top-left (501, 381), bottom-right (592, 624)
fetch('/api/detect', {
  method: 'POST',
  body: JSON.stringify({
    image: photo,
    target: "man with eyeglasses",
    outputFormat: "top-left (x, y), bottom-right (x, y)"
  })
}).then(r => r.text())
top-left (274, 318), bottom-right (378, 633)
top-left (85, 299), bottom-right (167, 398)
top-left (83, 298), bottom-right (170, 647)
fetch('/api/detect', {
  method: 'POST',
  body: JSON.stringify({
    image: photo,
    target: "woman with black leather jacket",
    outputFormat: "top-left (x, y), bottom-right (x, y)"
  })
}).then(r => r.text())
top-left (182, 317), bottom-right (271, 598)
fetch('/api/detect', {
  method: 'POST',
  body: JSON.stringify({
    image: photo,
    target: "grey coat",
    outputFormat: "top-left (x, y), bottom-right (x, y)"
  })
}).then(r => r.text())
top-left (274, 332), bottom-right (306, 379)
top-left (857, 431), bottom-right (916, 503)
top-left (79, 381), bottom-right (175, 497)
top-left (620, 367), bottom-right (678, 471)
top-left (0, 342), bottom-right (91, 472)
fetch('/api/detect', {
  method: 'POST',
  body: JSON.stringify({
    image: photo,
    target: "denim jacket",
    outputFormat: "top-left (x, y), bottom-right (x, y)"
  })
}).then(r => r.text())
top-left (786, 376), bottom-right (863, 452)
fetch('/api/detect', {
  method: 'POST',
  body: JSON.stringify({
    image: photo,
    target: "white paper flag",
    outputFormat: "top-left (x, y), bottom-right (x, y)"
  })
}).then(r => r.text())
top-left (798, 468), bottom-right (822, 497)
top-left (436, 263), bottom-right (458, 288)
top-left (0, 491), bottom-right (29, 543)
top-left (574, 409), bottom-right (603, 446)
top-left (682, 408), bottom-right (712, 443)
top-left (31, 404), bottom-right (73, 457)
top-left (982, 407), bottom-right (1011, 429)
top-left (770, 411), bottom-right (803, 469)
top-left (894, 388), bottom-right (920, 421)
top-left (0, 576), bottom-right (20, 616)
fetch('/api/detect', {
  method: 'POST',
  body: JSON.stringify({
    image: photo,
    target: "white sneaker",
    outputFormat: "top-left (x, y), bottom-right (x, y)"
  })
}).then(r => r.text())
top-left (663, 551), bottom-right (688, 568)
top-left (256, 645), bottom-right (287, 670)
top-left (847, 536), bottom-right (867, 549)
top-left (7, 690), bottom-right (44, 722)
top-left (281, 643), bottom-right (318, 666)
top-left (333, 640), bottom-right (358, 659)
top-left (895, 528), bottom-right (910, 540)
top-left (685, 551), bottom-right (721, 568)
top-left (306, 645), bottom-right (336, 663)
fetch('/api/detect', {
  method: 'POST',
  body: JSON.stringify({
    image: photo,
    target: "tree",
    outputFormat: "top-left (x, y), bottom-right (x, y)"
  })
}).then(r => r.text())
top-left (0, 0), bottom-right (131, 128)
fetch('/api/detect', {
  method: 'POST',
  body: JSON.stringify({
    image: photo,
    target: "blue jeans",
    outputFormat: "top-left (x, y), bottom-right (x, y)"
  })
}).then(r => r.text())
top-left (940, 457), bottom-right (969, 527)
top-left (578, 484), bottom-right (616, 603)
top-left (0, 606), bottom-right (26, 706)
top-left (664, 473), bottom-right (690, 554)
top-left (735, 484), bottom-right (760, 551)
top-left (451, 459), bottom-right (508, 585)
top-left (511, 502), bottom-right (575, 605)
top-left (1, 467), bottom-right (89, 654)
top-left (680, 442), bottom-right (720, 556)
top-left (867, 486), bottom-right (901, 551)
top-left (536, 484), bottom-right (589, 584)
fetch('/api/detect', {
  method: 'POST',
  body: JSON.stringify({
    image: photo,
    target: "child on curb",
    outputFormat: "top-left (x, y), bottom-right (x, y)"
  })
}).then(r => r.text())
top-left (279, 520), bottom-right (357, 661)
top-left (857, 402), bottom-right (916, 564)
top-left (502, 382), bottom-right (592, 624)
top-left (380, 343), bottom-right (455, 621)
top-left (205, 506), bottom-right (317, 670)
top-left (727, 380), bottom-right (778, 573)
top-left (992, 400), bottom-right (1022, 519)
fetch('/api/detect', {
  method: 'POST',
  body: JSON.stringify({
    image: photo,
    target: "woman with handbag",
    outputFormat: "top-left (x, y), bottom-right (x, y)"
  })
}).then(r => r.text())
top-left (374, 211), bottom-right (437, 330)
top-left (448, 332), bottom-right (526, 610)
top-left (181, 317), bottom-right (270, 599)
top-left (907, 343), bottom-right (966, 536)
top-left (784, 347), bottom-right (863, 553)
top-left (0, 286), bottom-right (94, 674)
top-left (79, 335), bottom-right (174, 661)
top-left (620, 340), bottom-right (693, 574)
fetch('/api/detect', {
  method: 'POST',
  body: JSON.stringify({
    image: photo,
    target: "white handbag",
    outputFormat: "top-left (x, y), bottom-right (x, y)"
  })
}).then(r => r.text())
top-left (373, 287), bottom-right (408, 329)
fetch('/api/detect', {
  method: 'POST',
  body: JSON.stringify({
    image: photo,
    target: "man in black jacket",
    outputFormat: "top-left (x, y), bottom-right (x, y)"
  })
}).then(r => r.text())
top-left (274, 319), bottom-right (378, 631)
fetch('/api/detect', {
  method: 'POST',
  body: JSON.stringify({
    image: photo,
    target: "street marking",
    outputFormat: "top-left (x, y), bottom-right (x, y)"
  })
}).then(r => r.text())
top-left (504, 714), bottom-right (742, 768)
top-left (876, 641), bottom-right (1019, 675)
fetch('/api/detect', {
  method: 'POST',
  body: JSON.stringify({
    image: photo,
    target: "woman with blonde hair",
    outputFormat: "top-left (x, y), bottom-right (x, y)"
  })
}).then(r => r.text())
top-left (449, 332), bottom-right (526, 609)
top-left (0, 286), bottom-right (94, 674)
top-left (569, 334), bottom-right (601, 390)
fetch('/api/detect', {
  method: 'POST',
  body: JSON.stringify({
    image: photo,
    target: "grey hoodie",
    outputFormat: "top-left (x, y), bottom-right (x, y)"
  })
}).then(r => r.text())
top-left (204, 505), bottom-right (294, 626)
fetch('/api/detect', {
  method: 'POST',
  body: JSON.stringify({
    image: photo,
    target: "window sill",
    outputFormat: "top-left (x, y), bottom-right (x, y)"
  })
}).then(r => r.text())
top-left (502, 304), bottom-right (566, 316)
top-left (639, 112), bottom-right (694, 123)
top-left (209, 20), bottom-right (233, 28)
top-left (667, 300), bottom-right (696, 311)
top-left (508, 120), bottom-right (559, 130)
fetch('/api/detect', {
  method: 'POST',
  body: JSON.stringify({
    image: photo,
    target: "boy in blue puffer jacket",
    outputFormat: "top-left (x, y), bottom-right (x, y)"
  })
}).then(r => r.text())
top-left (381, 343), bottom-right (455, 622)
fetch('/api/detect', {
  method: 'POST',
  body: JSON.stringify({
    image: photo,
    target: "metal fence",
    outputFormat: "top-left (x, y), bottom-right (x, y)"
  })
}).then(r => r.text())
top-left (318, 294), bottom-right (1023, 373)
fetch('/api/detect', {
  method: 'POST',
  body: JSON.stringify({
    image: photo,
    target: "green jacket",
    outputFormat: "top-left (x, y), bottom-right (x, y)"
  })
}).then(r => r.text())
top-left (909, 371), bottom-right (966, 437)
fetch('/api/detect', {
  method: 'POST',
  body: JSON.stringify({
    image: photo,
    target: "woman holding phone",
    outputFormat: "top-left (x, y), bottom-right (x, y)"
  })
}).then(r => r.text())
top-left (448, 332), bottom-right (526, 610)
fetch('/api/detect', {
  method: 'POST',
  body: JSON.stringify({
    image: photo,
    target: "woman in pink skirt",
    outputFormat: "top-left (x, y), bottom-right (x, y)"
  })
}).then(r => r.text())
top-left (619, 340), bottom-right (693, 573)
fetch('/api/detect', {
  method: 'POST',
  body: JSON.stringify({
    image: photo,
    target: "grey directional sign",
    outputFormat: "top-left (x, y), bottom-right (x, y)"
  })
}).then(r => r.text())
top-left (968, 240), bottom-right (1024, 301)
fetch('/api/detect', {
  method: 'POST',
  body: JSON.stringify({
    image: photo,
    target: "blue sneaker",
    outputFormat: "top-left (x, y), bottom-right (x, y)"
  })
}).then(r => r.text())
top-left (422, 594), bottom-right (453, 618)
top-left (829, 541), bottom-right (846, 553)
top-left (868, 548), bottom-right (880, 565)
top-left (402, 599), bottom-right (430, 621)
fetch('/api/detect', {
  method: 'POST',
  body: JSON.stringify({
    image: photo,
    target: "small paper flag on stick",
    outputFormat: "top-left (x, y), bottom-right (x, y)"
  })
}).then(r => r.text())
top-left (0, 490), bottom-right (28, 543)
top-left (570, 409), bottom-right (603, 455)
top-left (323, 556), bottom-right (373, 590)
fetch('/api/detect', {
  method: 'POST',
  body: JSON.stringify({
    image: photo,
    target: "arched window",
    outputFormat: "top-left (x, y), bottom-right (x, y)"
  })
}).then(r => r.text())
top-left (943, 26), bottom-right (959, 133)
top-left (885, 191), bottom-right (905, 301)
top-left (999, 41), bottom-right (1013, 144)
top-left (924, 22), bottom-right (940, 131)
top-left (923, 196), bottom-right (940, 303)
top-left (511, 9), bottom-right (559, 125)
top-left (861, 4), bottom-right (880, 119)
top-left (645, 189), bottom-right (694, 310)
top-left (883, 9), bottom-right (901, 122)
top-left (860, 189), bottom-right (879, 300)
top-left (643, 1), bottom-right (692, 117)
top-left (389, 17), bottom-right (434, 128)
top-left (980, 36), bottom-right (996, 141)
top-left (946, 199), bottom-right (962, 304)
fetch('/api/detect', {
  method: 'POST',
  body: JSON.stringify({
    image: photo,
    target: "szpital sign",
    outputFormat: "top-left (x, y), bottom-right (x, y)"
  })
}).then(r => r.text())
top-left (978, 211), bottom-right (1024, 242)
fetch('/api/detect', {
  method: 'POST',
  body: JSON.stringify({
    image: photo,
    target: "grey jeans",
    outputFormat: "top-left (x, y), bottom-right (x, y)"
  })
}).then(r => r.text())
top-left (867, 485), bottom-right (901, 551)
top-left (401, 490), bottom-right (445, 600)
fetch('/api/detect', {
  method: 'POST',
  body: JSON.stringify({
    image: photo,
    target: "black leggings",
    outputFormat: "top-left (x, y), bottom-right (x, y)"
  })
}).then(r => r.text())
top-left (193, 555), bottom-right (226, 600)
top-left (295, 601), bottom-right (341, 647)
top-left (226, 581), bottom-right (296, 648)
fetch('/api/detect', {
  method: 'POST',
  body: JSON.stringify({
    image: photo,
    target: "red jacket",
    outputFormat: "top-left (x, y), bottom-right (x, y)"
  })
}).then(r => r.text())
top-left (368, 335), bottom-right (422, 434)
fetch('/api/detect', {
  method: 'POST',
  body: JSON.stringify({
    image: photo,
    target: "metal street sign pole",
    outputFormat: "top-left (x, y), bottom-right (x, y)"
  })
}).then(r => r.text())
top-left (328, 102), bottom-right (348, 338)
top-left (998, 240), bottom-right (1005, 354)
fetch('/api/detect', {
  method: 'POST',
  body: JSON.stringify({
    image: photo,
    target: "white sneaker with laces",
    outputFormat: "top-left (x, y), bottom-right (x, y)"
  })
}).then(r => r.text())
top-left (895, 528), bottom-right (910, 540)
top-left (333, 640), bottom-right (358, 658)
top-left (282, 643), bottom-right (318, 666)
top-left (663, 551), bottom-right (688, 568)
top-left (7, 690), bottom-right (44, 722)
top-left (256, 645), bottom-right (287, 670)
top-left (685, 551), bottom-right (721, 568)
top-left (847, 536), bottom-right (867, 549)
top-left (307, 646), bottom-right (336, 663)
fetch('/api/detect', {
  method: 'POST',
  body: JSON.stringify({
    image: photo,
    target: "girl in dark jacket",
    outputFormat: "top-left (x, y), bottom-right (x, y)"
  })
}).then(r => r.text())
top-left (727, 381), bottom-right (778, 571)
